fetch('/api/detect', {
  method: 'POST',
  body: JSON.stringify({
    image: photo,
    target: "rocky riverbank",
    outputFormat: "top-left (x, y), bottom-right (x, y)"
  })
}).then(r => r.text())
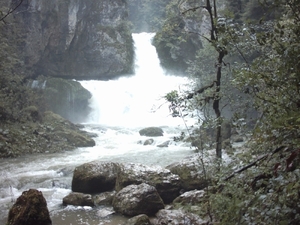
top-left (0, 111), bottom-right (95, 158)
top-left (60, 156), bottom-right (215, 224)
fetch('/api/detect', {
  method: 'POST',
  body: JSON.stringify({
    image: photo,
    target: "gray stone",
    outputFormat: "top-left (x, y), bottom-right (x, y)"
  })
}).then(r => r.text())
top-left (139, 127), bottom-right (164, 137)
top-left (115, 163), bottom-right (182, 204)
top-left (173, 190), bottom-right (205, 205)
top-left (72, 161), bottom-right (120, 194)
top-left (63, 192), bottom-right (94, 207)
top-left (153, 209), bottom-right (207, 225)
top-left (93, 191), bottom-right (116, 206)
top-left (113, 183), bottom-right (164, 216)
top-left (143, 139), bottom-right (154, 145)
top-left (166, 155), bottom-right (210, 191)
top-left (157, 140), bottom-right (170, 148)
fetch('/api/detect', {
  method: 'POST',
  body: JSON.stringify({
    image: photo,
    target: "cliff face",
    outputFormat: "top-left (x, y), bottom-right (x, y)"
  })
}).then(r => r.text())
top-left (8, 0), bottom-right (134, 79)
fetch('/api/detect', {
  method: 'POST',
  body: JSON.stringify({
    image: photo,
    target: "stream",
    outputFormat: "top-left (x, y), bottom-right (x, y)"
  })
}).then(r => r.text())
top-left (0, 33), bottom-right (195, 224)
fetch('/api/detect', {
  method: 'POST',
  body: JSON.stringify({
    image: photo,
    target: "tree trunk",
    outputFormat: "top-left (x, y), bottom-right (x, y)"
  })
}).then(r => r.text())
top-left (213, 51), bottom-right (225, 159)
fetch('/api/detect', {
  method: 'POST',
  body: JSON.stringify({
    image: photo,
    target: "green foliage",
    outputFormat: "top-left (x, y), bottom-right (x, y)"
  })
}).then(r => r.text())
top-left (152, 0), bottom-right (203, 73)
top-left (163, 2), bottom-right (300, 223)
top-left (233, 2), bottom-right (300, 148)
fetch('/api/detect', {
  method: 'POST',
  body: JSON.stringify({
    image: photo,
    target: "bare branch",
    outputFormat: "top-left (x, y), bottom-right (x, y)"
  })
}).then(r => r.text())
top-left (187, 81), bottom-right (216, 99)
top-left (0, 0), bottom-right (24, 23)
top-left (224, 146), bottom-right (288, 181)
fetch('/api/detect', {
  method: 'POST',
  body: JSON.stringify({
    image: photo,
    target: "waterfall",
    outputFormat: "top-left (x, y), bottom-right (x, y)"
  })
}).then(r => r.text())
top-left (0, 33), bottom-right (195, 225)
top-left (80, 33), bottom-right (190, 127)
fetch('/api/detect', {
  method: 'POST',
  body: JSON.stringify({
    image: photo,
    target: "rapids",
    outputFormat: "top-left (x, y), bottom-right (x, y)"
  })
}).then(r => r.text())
top-left (0, 33), bottom-right (195, 224)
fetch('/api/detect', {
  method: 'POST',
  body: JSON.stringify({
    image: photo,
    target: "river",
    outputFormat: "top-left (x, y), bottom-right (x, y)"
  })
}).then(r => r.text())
top-left (0, 33), bottom-right (195, 224)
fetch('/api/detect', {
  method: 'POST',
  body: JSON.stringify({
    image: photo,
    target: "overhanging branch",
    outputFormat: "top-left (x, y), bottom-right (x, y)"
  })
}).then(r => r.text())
top-left (0, 0), bottom-right (24, 23)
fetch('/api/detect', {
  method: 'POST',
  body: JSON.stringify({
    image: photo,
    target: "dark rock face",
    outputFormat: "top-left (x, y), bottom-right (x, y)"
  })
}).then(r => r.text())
top-left (28, 77), bottom-right (92, 123)
top-left (7, 189), bottom-right (52, 225)
top-left (72, 161), bottom-right (120, 193)
top-left (139, 127), bottom-right (164, 137)
top-left (113, 183), bottom-right (164, 216)
top-left (10, 0), bottom-right (134, 79)
top-left (115, 163), bottom-right (182, 204)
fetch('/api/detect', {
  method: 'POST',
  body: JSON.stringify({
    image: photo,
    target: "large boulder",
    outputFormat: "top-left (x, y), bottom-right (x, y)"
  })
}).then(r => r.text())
top-left (7, 189), bottom-right (52, 225)
top-left (29, 77), bottom-right (92, 123)
top-left (172, 190), bottom-right (206, 216)
top-left (115, 163), bottom-right (182, 203)
top-left (72, 161), bottom-right (120, 194)
top-left (153, 209), bottom-right (207, 225)
top-left (113, 183), bottom-right (164, 216)
top-left (139, 127), bottom-right (164, 137)
top-left (166, 155), bottom-right (211, 191)
top-left (4, 0), bottom-right (134, 79)
top-left (62, 192), bottom-right (94, 207)
top-left (173, 189), bottom-right (205, 205)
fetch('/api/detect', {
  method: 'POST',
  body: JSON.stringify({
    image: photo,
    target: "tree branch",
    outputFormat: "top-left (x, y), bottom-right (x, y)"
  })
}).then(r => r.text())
top-left (224, 146), bottom-right (288, 181)
top-left (186, 81), bottom-right (216, 99)
top-left (0, 0), bottom-right (24, 23)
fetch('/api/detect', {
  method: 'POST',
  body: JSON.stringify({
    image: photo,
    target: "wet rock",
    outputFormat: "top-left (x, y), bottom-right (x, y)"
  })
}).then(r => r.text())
top-left (93, 191), bottom-right (116, 206)
top-left (42, 77), bottom-right (92, 123)
top-left (124, 214), bottom-right (151, 225)
top-left (113, 183), bottom-right (164, 216)
top-left (172, 190), bottom-right (206, 215)
top-left (43, 111), bottom-right (96, 147)
top-left (166, 155), bottom-right (210, 191)
top-left (157, 140), bottom-right (170, 148)
top-left (143, 139), bottom-right (154, 145)
top-left (153, 209), bottom-right (207, 225)
top-left (72, 161), bottom-right (120, 193)
top-left (139, 127), bottom-right (164, 137)
top-left (55, 130), bottom-right (95, 147)
top-left (7, 189), bottom-right (52, 225)
top-left (63, 192), bottom-right (94, 207)
top-left (173, 190), bottom-right (205, 205)
top-left (115, 163), bottom-right (182, 203)
top-left (97, 207), bottom-right (115, 218)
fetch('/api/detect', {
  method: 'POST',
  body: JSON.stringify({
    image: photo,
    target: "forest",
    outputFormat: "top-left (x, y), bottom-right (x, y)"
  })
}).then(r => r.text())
top-left (155, 0), bottom-right (300, 224)
top-left (1, 0), bottom-right (300, 224)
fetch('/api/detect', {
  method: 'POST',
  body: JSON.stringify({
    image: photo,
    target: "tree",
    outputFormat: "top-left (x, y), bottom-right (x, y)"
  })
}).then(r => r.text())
top-left (234, 0), bottom-right (300, 149)
top-left (179, 0), bottom-right (228, 159)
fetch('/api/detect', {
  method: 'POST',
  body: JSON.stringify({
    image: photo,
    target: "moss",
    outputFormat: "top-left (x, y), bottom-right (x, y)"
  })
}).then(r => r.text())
top-left (7, 189), bottom-right (52, 225)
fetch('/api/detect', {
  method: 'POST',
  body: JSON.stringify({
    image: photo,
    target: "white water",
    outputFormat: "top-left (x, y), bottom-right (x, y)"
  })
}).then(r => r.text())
top-left (0, 33), bottom-right (195, 225)
top-left (80, 33), bottom-right (190, 127)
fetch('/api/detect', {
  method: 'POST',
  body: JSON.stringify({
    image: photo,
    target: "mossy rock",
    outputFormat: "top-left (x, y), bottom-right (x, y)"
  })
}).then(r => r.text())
top-left (7, 189), bottom-right (52, 225)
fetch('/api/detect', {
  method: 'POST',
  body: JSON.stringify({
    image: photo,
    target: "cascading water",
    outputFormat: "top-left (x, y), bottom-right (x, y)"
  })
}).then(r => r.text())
top-left (80, 33), bottom-right (190, 127)
top-left (0, 33), bottom-right (194, 225)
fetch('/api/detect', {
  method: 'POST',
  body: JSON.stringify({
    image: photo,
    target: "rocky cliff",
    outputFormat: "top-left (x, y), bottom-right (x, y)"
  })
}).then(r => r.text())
top-left (2, 0), bottom-right (134, 80)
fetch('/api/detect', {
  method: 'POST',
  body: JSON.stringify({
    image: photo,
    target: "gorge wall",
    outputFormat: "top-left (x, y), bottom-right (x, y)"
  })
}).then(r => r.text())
top-left (1, 0), bottom-right (134, 80)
